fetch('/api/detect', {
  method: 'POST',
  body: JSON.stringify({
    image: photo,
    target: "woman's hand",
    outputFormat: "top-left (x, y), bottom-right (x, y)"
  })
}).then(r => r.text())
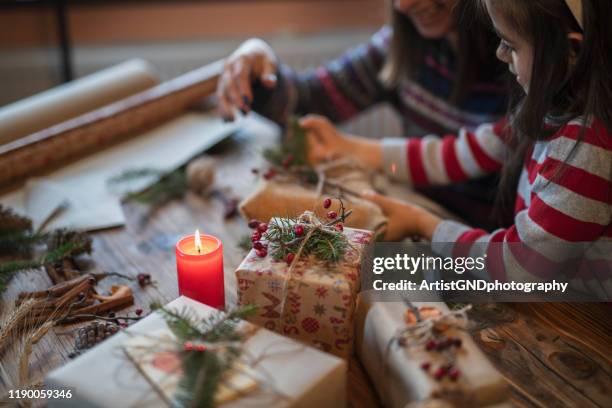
top-left (361, 191), bottom-right (442, 241)
top-left (299, 114), bottom-right (382, 170)
top-left (216, 38), bottom-right (278, 121)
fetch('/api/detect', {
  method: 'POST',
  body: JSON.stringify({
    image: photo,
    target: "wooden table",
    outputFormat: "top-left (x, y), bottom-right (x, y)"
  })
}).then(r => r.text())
top-left (1, 114), bottom-right (611, 408)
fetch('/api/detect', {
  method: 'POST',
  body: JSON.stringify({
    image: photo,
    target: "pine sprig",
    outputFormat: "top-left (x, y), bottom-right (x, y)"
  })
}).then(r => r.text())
top-left (158, 305), bottom-right (257, 408)
top-left (266, 217), bottom-right (349, 263)
top-left (262, 198), bottom-right (352, 264)
top-left (261, 117), bottom-right (319, 183)
top-left (0, 205), bottom-right (32, 235)
top-left (0, 232), bottom-right (45, 257)
top-left (0, 231), bottom-right (92, 293)
top-left (263, 117), bottom-right (309, 167)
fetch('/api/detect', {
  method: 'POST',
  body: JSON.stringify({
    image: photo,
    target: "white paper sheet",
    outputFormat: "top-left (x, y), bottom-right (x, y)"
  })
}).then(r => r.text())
top-left (1, 113), bottom-right (238, 231)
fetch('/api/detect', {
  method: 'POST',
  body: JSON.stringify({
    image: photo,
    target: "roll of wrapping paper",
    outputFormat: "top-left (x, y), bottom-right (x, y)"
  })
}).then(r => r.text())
top-left (0, 59), bottom-right (158, 145)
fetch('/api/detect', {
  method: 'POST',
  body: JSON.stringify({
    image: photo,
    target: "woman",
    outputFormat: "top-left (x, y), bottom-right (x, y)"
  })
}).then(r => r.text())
top-left (216, 0), bottom-right (509, 228)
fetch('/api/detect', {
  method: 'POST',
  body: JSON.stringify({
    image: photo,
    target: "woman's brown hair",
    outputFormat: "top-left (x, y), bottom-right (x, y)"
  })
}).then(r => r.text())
top-left (380, 0), bottom-right (504, 104)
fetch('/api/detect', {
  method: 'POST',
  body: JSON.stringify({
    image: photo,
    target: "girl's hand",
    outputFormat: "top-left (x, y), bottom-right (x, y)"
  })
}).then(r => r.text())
top-left (361, 191), bottom-right (442, 241)
top-left (299, 114), bottom-right (382, 169)
top-left (216, 38), bottom-right (278, 121)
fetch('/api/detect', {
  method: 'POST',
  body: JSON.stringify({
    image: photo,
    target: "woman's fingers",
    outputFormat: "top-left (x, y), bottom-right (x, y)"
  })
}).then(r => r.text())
top-left (259, 59), bottom-right (278, 88)
top-left (234, 57), bottom-right (253, 112)
top-left (216, 71), bottom-right (236, 121)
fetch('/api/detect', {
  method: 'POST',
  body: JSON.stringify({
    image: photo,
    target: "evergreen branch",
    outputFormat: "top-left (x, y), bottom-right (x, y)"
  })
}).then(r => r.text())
top-left (264, 205), bottom-right (351, 264)
top-left (0, 241), bottom-right (83, 293)
top-left (0, 232), bottom-right (46, 257)
top-left (158, 305), bottom-right (257, 408)
top-left (107, 168), bottom-right (165, 184)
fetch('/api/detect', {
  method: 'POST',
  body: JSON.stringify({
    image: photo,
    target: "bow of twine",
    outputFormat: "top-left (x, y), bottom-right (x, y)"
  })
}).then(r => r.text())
top-left (274, 158), bottom-right (376, 200)
top-left (391, 304), bottom-right (472, 348)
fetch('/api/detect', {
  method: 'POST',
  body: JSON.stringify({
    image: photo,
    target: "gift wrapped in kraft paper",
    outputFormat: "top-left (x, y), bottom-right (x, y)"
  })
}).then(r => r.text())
top-left (239, 159), bottom-right (387, 235)
top-left (355, 295), bottom-right (509, 407)
top-left (236, 220), bottom-right (373, 358)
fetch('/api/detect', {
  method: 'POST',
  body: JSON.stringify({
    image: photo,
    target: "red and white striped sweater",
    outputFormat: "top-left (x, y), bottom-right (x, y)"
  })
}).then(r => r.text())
top-left (381, 117), bottom-right (612, 283)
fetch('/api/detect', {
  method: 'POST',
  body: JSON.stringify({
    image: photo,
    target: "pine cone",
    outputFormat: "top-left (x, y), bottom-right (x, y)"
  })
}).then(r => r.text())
top-left (70, 321), bottom-right (120, 358)
top-left (46, 229), bottom-right (92, 257)
top-left (0, 205), bottom-right (32, 234)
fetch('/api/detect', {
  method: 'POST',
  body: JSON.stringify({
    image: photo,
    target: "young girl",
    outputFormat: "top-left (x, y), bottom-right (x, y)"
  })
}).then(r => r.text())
top-left (302, 0), bottom-right (612, 282)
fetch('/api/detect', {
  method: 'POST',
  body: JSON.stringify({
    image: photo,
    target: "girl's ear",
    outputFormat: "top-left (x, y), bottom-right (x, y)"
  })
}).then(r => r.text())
top-left (567, 32), bottom-right (584, 63)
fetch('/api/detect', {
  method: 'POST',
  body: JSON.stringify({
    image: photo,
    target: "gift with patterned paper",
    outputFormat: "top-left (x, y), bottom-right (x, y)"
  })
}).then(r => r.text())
top-left (235, 198), bottom-right (373, 358)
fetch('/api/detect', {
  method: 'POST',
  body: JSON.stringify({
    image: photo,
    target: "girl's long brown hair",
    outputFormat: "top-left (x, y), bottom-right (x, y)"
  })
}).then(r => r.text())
top-left (381, 0), bottom-right (505, 104)
top-left (483, 0), bottom-right (612, 223)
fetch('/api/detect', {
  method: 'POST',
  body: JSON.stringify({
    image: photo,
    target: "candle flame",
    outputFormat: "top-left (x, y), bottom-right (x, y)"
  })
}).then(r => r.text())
top-left (195, 229), bottom-right (202, 253)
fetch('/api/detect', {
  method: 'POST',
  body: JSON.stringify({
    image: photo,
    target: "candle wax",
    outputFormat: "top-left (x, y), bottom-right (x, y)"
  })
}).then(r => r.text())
top-left (175, 234), bottom-right (225, 309)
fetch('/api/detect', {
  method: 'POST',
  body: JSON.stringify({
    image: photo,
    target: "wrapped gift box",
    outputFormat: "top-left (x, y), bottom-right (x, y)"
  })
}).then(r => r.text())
top-left (239, 180), bottom-right (387, 234)
top-left (236, 226), bottom-right (373, 358)
top-left (355, 294), bottom-right (509, 407)
top-left (46, 296), bottom-right (347, 408)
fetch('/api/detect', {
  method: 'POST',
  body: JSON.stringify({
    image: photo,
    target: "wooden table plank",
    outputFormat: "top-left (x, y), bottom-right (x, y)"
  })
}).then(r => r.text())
top-left (1, 115), bottom-right (611, 408)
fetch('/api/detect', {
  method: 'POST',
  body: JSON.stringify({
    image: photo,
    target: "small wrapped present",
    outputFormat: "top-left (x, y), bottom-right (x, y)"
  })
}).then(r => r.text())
top-left (236, 211), bottom-right (373, 358)
top-left (239, 159), bottom-right (387, 234)
top-left (46, 296), bottom-right (347, 408)
top-left (355, 294), bottom-right (509, 407)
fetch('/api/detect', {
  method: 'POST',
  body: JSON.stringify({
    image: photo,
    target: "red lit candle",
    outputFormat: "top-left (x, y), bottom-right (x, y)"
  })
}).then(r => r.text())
top-left (175, 230), bottom-right (224, 309)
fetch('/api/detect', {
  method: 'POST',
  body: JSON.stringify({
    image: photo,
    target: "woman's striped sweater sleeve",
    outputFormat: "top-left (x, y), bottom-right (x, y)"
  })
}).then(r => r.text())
top-left (433, 120), bottom-right (612, 282)
top-left (381, 119), bottom-right (509, 185)
top-left (251, 26), bottom-right (391, 125)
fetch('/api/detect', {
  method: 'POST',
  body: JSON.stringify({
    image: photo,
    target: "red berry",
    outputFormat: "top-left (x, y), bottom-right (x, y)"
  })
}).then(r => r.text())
top-left (323, 198), bottom-right (332, 209)
top-left (294, 225), bottom-right (305, 236)
top-left (195, 344), bottom-right (207, 352)
top-left (420, 361), bottom-right (431, 371)
top-left (448, 367), bottom-right (460, 381)
top-left (251, 231), bottom-right (262, 242)
top-left (425, 339), bottom-right (437, 351)
top-left (135, 308), bottom-right (143, 316)
top-left (256, 248), bottom-right (268, 258)
top-left (327, 211), bottom-right (337, 219)
top-left (253, 241), bottom-right (266, 251)
top-left (286, 253), bottom-right (296, 264)
top-left (184, 341), bottom-right (193, 351)
top-left (248, 219), bottom-right (261, 229)
top-left (334, 223), bottom-right (344, 232)
top-left (257, 223), bottom-right (268, 233)
top-left (433, 367), bottom-right (447, 380)
top-left (263, 169), bottom-right (277, 180)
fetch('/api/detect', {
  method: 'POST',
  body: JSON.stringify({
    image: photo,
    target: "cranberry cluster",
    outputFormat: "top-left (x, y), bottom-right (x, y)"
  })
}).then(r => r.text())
top-left (423, 335), bottom-right (462, 381)
top-left (248, 219), bottom-right (269, 258)
top-left (183, 341), bottom-right (207, 352)
top-left (420, 361), bottom-right (461, 381)
top-left (425, 336), bottom-right (462, 351)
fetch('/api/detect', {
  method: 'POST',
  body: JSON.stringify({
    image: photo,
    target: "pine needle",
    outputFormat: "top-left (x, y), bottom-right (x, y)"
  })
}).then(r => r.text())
top-left (158, 305), bottom-right (257, 408)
